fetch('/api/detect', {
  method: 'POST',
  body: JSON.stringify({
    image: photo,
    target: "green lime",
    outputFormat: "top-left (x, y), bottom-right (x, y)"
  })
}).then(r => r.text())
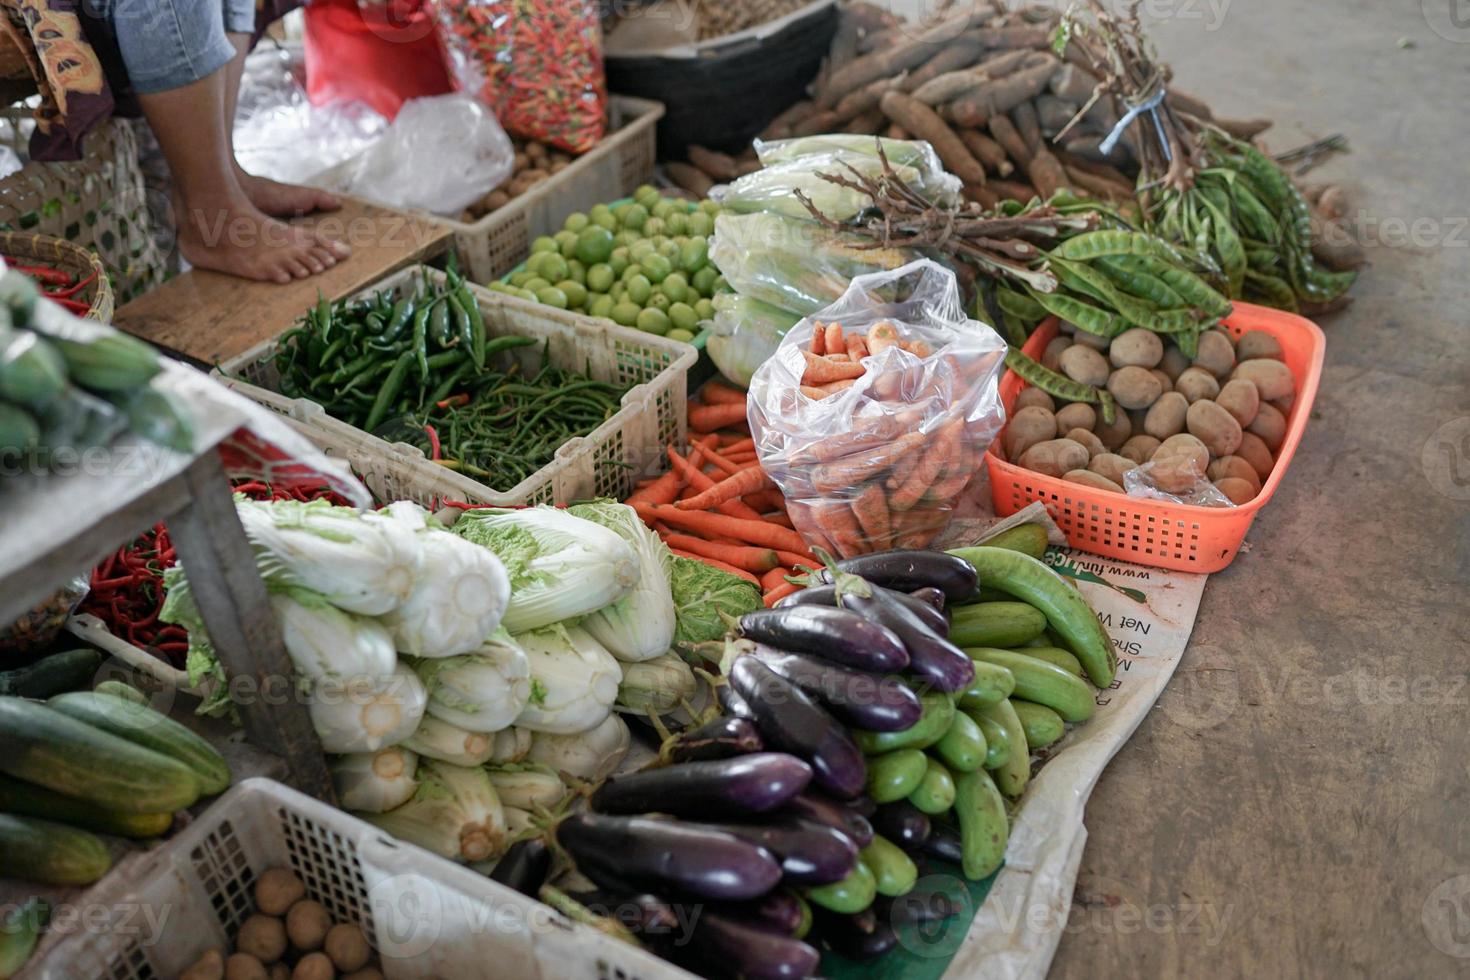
top-left (700, 199), bottom-right (721, 215)
top-left (558, 280), bottom-right (588, 309)
top-left (612, 202), bottom-right (633, 221)
top-left (575, 225), bottom-right (616, 264)
top-left (626, 274), bottom-right (652, 305)
top-left (691, 265), bottom-right (718, 296)
top-left (630, 240), bottom-right (656, 262)
top-left (611, 301), bottom-right (641, 326)
top-left (641, 253), bottom-right (673, 283)
top-left (666, 328), bottom-right (696, 343)
top-left (523, 276), bottom-right (550, 293)
top-left (679, 238), bottom-right (709, 273)
top-left (563, 212), bottom-right (589, 233)
top-left (657, 239), bottom-right (680, 261)
top-left (537, 253), bottom-right (569, 283)
top-left (587, 263), bottom-right (616, 293)
top-left (665, 212), bottom-right (688, 236)
top-left (513, 287), bottom-right (538, 302)
top-left (713, 274), bottom-right (728, 292)
top-left (530, 235), bottom-right (558, 254)
top-left (609, 247), bottom-right (630, 276)
top-left (634, 184), bottom-right (660, 207)
top-left (536, 286), bottom-right (569, 309)
top-left (588, 293), bottom-right (615, 319)
top-left (694, 298), bottom-right (715, 320)
top-left (669, 302), bottom-right (698, 332)
top-left (613, 229), bottom-right (642, 248)
top-left (636, 307), bottom-right (671, 335)
top-left (647, 292), bottom-right (672, 313)
top-left (622, 262), bottom-right (644, 283)
top-left (508, 270), bottom-right (532, 288)
top-left (660, 273), bottom-right (689, 303)
top-left (651, 199), bottom-right (677, 220)
top-left (642, 217), bottom-right (664, 237)
top-left (566, 259), bottom-right (586, 284)
top-left (554, 230), bottom-right (579, 258)
top-left (622, 203), bottom-right (649, 230)
top-left (610, 281), bottom-right (627, 301)
top-left (687, 211), bottom-right (713, 238)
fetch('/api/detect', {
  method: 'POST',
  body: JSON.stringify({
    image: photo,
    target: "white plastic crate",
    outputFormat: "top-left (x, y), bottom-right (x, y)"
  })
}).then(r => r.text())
top-left (214, 265), bottom-right (695, 508)
top-left (27, 778), bottom-right (686, 980)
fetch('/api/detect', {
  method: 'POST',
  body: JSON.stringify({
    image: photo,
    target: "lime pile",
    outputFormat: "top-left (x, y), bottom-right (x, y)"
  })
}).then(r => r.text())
top-left (487, 185), bottom-right (727, 342)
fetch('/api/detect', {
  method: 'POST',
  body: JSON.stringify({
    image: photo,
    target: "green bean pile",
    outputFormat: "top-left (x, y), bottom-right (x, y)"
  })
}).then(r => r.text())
top-left (401, 363), bottom-right (628, 489)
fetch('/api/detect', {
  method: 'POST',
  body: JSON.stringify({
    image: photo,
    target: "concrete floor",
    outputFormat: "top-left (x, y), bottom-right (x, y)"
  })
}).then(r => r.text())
top-left (1038, 2), bottom-right (1470, 977)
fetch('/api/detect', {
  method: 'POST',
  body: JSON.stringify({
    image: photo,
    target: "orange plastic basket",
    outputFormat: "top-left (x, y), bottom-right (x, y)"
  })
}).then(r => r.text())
top-left (985, 302), bottom-right (1325, 573)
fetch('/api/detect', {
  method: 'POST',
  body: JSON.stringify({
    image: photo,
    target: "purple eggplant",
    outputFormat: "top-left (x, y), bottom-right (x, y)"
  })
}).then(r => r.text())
top-left (842, 587), bottom-right (974, 692)
top-left (821, 550), bottom-right (978, 601)
top-left (695, 819), bottom-right (859, 886)
top-left (878, 882), bottom-right (965, 926)
top-left (812, 906), bottom-right (898, 961)
top-left (729, 657), bottom-right (867, 799)
top-left (783, 792), bottom-right (874, 848)
top-left (673, 911), bottom-right (821, 980)
top-left (910, 586), bottom-right (947, 612)
top-left (778, 583), bottom-right (948, 637)
top-left (623, 711), bottom-right (684, 749)
top-left (871, 801), bottom-right (932, 851)
top-left (558, 814), bottom-right (782, 901)
top-left (716, 891), bottom-right (808, 936)
top-left (843, 794), bottom-right (877, 818)
top-left (668, 715), bottom-right (764, 763)
top-left (564, 889), bottom-right (683, 935)
top-left (921, 820), bottom-right (964, 865)
top-left (488, 838), bottom-right (550, 897)
top-left (591, 752), bottom-right (811, 817)
top-left (748, 645), bottom-right (922, 732)
top-left (738, 606), bottom-right (909, 672)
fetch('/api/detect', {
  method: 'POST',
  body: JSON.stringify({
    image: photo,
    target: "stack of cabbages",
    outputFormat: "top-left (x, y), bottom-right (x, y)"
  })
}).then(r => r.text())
top-left (165, 497), bottom-right (704, 865)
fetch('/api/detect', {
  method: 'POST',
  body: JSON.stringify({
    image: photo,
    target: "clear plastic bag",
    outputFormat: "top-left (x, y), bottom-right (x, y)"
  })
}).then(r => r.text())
top-left (750, 136), bottom-right (962, 208)
top-left (713, 154), bottom-right (934, 223)
top-left (710, 212), bottom-right (926, 317)
top-left (706, 292), bottom-right (802, 388)
top-left (1123, 458), bottom-right (1236, 507)
top-left (0, 574), bottom-right (88, 656)
top-left (334, 94), bottom-right (515, 215)
top-left (748, 260), bottom-right (1009, 557)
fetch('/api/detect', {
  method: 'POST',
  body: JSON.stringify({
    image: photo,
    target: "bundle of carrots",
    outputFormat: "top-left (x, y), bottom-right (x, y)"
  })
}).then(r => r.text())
top-left (799, 318), bottom-right (932, 400)
top-left (627, 379), bottom-right (816, 607)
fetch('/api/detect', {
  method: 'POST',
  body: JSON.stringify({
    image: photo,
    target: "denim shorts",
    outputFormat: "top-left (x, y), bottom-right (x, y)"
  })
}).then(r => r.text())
top-left (101, 0), bottom-right (257, 94)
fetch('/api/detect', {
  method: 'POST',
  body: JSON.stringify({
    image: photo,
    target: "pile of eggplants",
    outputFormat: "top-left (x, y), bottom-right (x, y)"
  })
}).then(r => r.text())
top-left (489, 546), bottom-right (1113, 980)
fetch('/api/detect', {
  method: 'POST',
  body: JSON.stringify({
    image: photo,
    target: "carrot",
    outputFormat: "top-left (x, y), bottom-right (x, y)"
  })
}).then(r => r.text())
top-left (743, 489), bottom-right (786, 513)
top-left (889, 506), bottom-right (946, 550)
top-left (627, 467), bottom-right (681, 506)
top-left (810, 320), bottom-right (827, 355)
top-left (851, 483), bottom-right (893, 549)
top-left (802, 385), bottom-right (835, 400)
top-left (763, 581), bottom-right (804, 608)
top-left (806, 499), bottom-right (866, 558)
top-left (760, 566), bottom-right (795, 593)
top-left (725, 451), bottom-right (759, 464)
top-left (766, 512), bottom-right (795, 529)
top-left (776, 550), bottom-right (818, 569)
top-left (824, 323), bottom-right (845, 355)
top-left (811, 431), bottom-right (926, 493)
top-left (700, 443), bottom-right (750, 478)
top-left (800, 350), bottom-right (867, 385)
top-left (632, 503), bottom-right (811, 553)
top-left (668, 549), bottom-right (761, 586)
top-left (689, 402), bottom-right (749, 433)
top-left (666, 447), bottom-right (764, 521)
top-left (661, 533), bottom-right (780, 574)
top-left (891, 418), bottom-right (963, 511)
top-left (845, 333), bottom-right (870, 361)
top-left (700, 379), bottom-right (747, 406)
top-left (721, 436), bottom-right (755, 453)
top-left (676, 466), bottom-right (774, 512)
top-left (867, 321), bottom-right (900, 356)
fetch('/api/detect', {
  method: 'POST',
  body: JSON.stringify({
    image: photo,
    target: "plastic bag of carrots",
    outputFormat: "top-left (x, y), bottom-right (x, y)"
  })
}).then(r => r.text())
top-left (747, 260), bottom-right (1007, 558)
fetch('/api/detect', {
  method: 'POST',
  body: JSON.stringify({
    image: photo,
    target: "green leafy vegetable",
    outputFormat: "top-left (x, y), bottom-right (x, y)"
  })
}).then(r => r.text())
top-left (669, 557), bottom-right (762, 648)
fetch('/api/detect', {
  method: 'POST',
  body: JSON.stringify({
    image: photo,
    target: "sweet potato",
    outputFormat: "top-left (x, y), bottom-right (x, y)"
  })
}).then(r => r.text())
top-left (879, 91), bottom-right (988, 187)
top-left (834, 74), bottom-right (907, 124)
top-left (1026, 145), bottom-right (1070, 199)
top-left (943, 57), bottom-right (1059, 128)
top-left (958, 129), bottom-right (1013, 176)
top-left (666, 162), bottom-right (715, 197)
top-left (816, 7), bottom-right (999, 107)
top-left (1011, 101), bottom-right (1043, 155)
top-left (687, 145), bottom-right (741, 181)
top-left (904, 33), bottom-right (987, 92)
top-left (987, 114), bottom-right (1032, 168)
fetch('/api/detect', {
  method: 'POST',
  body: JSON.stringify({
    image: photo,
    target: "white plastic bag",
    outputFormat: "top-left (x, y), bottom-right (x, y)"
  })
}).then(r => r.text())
top-left (1123, 458), bottom-right (1236, 507)
top-left (748, 260), bottom-right (1008, 557)
top-left (336, 94), bottom-right (515, 214)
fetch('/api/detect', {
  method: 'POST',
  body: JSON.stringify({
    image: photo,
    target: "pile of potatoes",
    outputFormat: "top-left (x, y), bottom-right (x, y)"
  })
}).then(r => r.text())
top-left (178, 868), bottom-right (381, 980)
top-left (464, 139), bottom-right (581, 220)
top-left (1001, 324), bottom-right (1295, 505)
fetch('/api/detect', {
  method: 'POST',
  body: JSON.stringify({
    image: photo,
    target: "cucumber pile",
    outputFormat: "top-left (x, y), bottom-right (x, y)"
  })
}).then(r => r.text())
top-left (0, 270), bottom-right (192, 471)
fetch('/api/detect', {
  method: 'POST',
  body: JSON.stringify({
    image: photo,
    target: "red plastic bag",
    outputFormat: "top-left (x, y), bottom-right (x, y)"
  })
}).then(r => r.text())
top-left (304, 0), bottom-right (453, 120)
top-left (434, 1), bottom-right (608, 153)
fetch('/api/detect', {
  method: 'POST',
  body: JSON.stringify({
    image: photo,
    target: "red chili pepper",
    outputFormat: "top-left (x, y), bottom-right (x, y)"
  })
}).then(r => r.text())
top-left (46, 269), bottom-right (96, 299)
top-left (3, 261), bottom-right (71, 286)
top-left (50, 297), bottom-right (92, 314)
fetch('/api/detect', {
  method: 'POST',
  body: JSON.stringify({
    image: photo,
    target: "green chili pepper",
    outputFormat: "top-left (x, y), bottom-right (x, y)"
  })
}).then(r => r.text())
top-left (380, 297), bottom-right (414, 340)
top-left (456, 285), bottom-right (486, 368)
top-left (364, 351), bottom-right (414, 433)
top-left (411, 306), bottom-right (431, 381)
top-left (430, 299), bottom-right (453, 347)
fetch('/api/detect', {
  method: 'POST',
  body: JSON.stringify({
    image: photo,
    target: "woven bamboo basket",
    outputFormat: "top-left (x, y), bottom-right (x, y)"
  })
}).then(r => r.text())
top-left (0, 230), bottom-right (113, 321)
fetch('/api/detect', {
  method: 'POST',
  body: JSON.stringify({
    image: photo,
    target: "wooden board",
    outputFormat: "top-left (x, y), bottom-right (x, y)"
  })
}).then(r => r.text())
top-left (113, 198), bottom-right (449, 366)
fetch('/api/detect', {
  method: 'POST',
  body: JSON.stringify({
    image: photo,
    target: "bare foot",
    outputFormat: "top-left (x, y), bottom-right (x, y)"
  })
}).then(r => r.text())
top-left (235, 168), bottom-right (342, 217)
top-left (174, 192), bottom-right (350, 284)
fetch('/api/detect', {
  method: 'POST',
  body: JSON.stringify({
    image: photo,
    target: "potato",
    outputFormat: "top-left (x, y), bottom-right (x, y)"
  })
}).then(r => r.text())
top-left (342, 971), bottom-right (385, 980)
top-left (483, 190), bottom-right (510, 210)
top-left (1230, 358), bottom-right (1294, 401)
top-left (325, 923), bottom-right (371, 973)
top-left (182, 950), bottom-right (225, 980)
top-left (525, 140), bottom-right (548, 161)
top-left (1089, 453), bottom-right (1138, 486)
top-left (286, 901), bottom-right (332, 953)
top-left (1143, 391), bottom-right (1188, 440)
top-left (1063, 469), bottom-right (1124, 493)
top-left (270, 966), bottom-right (290, 980)
top-left (1014, 387), bottom-right (1055, 413)
top-left (1235, 329), bottom-right (1283, 361)
top-left (1004, 406), bottom-right (1057, 460)
top-left (1127, 407), bottom-right (1151, 435)
top-left (1108, 328), bottom-right (1164, 368)
top-left (1270, 392), bottom-right (1295, 415)
top-left (1153, 433), bottom-right (1209, 474)
top-left (1054, 402), bottom-right (1096, 433)
top-left (1173, 367), bottom-right (1221, 404)
top-left (1064, 427), bottom-right (1106, 459)
top-left (1017, 439), bottom-right (1090, 477)
top-left (1215, 477), bottom-right (1257, 505)
top-left (237, 915), bottom-right (287, 965)
top-left (1058, 345), bottom-right (1110, 386)
top-left (291, 952), bottom-right (335, 980)
top-left (255, 870), bottom-right (306, 917)
top-left (1186, 399), bottom-right (1243, 457)
top-left (1192, 329), bottom-right (1236, 379)
top-left (1216, 378), bottom-right (1260, 427)
top-left (1208, 456), bottom-right (1262, 493)
top-left (1148, 368), bottom-right (1173, 394)
top-left (1118, 435), bottom-right (1161, 465)
top-left (550, 159), bottom-right (571, 174)
top-left (1158, 345), bottom-right (1190, 381)
top-left (1236, 432), bottom-right (1275, 480)
top-left (226, 953), bottom-right (269, 980)
top-left (1041, 335), bottom-right (1071, 372)
top-left (1070, 328), bottom-right (1111, 351)
top-left (1107, 365), bottom-right (1164, 410)
top-left (1247, 402), bottom-right (1286, 451)
top-left (1148, 453), bottom-right (1207, 494)
top-left (1093, 407), bottom-right (1132, 451)
top-left (511, 151), bottom-right (530, 172)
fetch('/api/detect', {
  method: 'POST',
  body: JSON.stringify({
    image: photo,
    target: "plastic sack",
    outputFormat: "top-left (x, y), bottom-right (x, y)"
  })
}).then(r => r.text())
top-left (304, 0), bottom-right (454, 120)
top-left (710, 212), bottom-right (926, 317)
top-left (1124, 458), bottom-right (1236, 507)
top-left (748, 136), bottom-right (963, 210)
top-left (749, 260), bottom-right (1008, 557)
top-left (334, 94), bottom-right (515, 215)
top-left (0, 574), bottom-right (88, 657)
top-left (433, 0), bottom-right (608, 154)
top-left (706, 292), bottom-right (802, 388)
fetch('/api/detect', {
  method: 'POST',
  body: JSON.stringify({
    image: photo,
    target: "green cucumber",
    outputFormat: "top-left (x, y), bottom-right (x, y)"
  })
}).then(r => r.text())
top-left (976, 699), bottom-right (1030, 798)
top-left (953, 769), bottom-right (1008, 880)
top-left (958, 660), bottom-right (1015, 711)
top-left (0, 697), bottom-right (201, 813)
top-left (48, 333), bottom-right (160, 392)
top-left (866, 748), bottom-right (928, 804)
top-left (973, 711), bottom-right (1011, 770)
top-left (856, 693), bottom-right (955, 754)
top-left (48, 692), bottom-right (230, 795)
top-left (907, 757), bottom-right (957, 815)
top-left (1014, 646), bottom-right (1084, 677)
top-left (859, 834), bottom-right (918, 897)
top-left (0, 332), bottom-right (67, 409)
top-left (0, 897), bottom-right (48, 979)
top-left (1012, 700), bottom-right (1066, 750)
top-left (950, 602), bottom-right (1047, 648)
top-left (806, 860), bottom-right (876, 914)
top-left (0, 403), bottom-right (39, 452)
top-left (934, 710), bottom-right (987, 773)
top-left (949, 547), bottom-right (1117, 687)
top-left (0, 648), bottom-right (101, 698)
top-left (93, 680), bottom-right (149, 705)
top-left (0, 773), bottom-right (173, 838)
top-left (964, 648), bottom-right (1095, 723)
top-left (112, 387), bottom-right (195, 454)
top-left (0, 814), bottom-right (111, 885)
top-left (979, 523), bottom-right (1049, 559)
